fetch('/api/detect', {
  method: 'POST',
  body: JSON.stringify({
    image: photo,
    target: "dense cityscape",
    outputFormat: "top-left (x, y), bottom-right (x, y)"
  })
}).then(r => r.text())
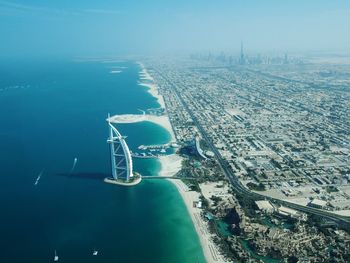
top-left (2, 1), bottom-right (350, 262)
top-left (145, 52), bottom-right (350, 262)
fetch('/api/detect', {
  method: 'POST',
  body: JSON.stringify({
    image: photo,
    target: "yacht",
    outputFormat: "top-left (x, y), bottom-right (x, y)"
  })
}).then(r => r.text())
top-left (54, 250), bottom-right (59, 262)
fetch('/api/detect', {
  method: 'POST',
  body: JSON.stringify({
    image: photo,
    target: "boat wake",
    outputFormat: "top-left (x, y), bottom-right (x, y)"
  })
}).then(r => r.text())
top-left (34, 169), bottom-right (44, 186)
top-left (69, 157), bottom-right (78, 174)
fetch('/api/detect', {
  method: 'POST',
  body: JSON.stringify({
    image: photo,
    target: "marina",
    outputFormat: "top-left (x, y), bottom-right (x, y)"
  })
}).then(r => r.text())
top-left (131, 144), bottom-right (174, 159)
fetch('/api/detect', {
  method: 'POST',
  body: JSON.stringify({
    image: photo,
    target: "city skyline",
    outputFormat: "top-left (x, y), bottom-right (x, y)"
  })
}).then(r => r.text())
top-left (0, 1), bottom-right (349, 262)
top-left (1, 0), bottom-right (350, 58)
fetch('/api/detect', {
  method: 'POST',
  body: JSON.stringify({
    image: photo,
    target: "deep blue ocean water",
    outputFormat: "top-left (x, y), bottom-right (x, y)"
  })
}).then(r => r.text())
top-left (0, 59), bottom-right (205, 263)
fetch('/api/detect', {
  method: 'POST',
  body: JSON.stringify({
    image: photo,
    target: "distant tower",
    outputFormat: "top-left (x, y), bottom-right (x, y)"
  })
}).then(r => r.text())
top-left (239, 41), bottom-right (245, 65)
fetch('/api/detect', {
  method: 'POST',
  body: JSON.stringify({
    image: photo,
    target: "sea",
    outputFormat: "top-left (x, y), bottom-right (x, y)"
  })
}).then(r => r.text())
top-left (0, 59), bottom-right (206, 263)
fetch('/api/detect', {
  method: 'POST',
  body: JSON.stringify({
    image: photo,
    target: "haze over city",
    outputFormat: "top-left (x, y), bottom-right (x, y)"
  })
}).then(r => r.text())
top-left (0, 1), bottom-right (349, 263)
top-left (1, 0), bottom-right (350, 57)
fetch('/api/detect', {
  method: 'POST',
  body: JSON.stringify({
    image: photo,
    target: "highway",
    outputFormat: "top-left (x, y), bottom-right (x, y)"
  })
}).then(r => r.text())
top-left (155, 68), bottom-right (350, 229)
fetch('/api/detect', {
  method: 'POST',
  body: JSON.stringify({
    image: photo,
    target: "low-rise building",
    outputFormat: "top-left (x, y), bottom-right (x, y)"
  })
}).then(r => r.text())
top-left (255, 200), bottom-right (275, 214)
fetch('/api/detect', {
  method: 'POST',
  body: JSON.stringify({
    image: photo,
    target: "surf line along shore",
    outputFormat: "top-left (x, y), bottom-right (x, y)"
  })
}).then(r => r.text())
top-left (107, 62), bottom-right (229, 263)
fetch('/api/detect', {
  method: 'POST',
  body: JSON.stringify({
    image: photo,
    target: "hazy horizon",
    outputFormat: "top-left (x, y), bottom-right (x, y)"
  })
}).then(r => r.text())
top-left (1, 0), bottom-right (350, 58)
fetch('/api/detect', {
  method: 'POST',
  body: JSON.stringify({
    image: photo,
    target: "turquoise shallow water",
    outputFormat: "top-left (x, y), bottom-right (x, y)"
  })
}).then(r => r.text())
top-left (0, 59), bottom-right (205, 263)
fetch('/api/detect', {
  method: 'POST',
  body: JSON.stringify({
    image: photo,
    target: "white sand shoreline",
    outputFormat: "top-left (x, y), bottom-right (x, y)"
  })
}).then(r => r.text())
top-left (170, 179), bottom-right (229, 263)
top-left (138, 82), bottom-right (166, 109)
top-left (137, 62), bottom-right (166, 109)
top-left (157, 154), bottom-right (227, 263)
top-left (108, 113), bottom-right (175, 142)
top-left (132, 62), bottom-right (227, 263)
top-left (137, 61), bottom-right (227, 263)
top-left (157, 154), bottom-right (183, 177)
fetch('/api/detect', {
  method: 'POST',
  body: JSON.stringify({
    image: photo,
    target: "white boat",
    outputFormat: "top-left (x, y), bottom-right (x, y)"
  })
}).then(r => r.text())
top-left (34, 169), bottom-right (44, 186)
top-left (54, 250), bottom-right (59, 262)
top-left (93, 249), bottom-right (98, 256)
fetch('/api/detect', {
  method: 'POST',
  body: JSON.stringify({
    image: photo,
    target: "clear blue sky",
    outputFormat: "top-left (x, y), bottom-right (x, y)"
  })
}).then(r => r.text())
top-left (1, 0), bottom-right (350, 57)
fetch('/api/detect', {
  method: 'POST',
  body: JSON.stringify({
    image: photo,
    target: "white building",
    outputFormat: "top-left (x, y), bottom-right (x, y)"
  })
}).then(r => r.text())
top-left (308, 199), bottom-right (328, 209)
top-left (255, 200), bottom-right (275, 214)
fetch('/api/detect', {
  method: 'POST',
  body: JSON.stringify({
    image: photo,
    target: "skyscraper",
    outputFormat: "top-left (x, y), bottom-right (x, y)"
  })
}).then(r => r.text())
top-left (107, 117), bottom-right (133, 182)
top-left (239, 41), bottom-right (245, 65)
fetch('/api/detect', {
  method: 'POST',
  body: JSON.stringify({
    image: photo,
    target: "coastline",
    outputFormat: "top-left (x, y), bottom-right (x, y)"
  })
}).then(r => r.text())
top-left (138, 82), bottom-right (166, 109)
top-left (137, 62), bottom-right (228, 263)
top-left (158, 158), bottom-right (230, 263)
top-left (171, 180), bottom-right (230, 263)
top-left (108, 113), bottom-right (175, 142)
top-left (137, 62), bottom-right (166, 109)
top-left (157, 154), bottom-right (183, 177)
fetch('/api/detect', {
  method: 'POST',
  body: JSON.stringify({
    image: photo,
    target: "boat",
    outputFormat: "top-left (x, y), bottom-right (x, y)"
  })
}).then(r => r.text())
top-left (54, 250), bottom-right (59, 262)
top-left (93, 249), bottom-right (98, 256)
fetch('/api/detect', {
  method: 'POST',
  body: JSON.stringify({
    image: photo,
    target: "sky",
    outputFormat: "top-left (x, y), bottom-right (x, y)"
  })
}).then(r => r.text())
top-left (1, 0), bottom-right (350, 58)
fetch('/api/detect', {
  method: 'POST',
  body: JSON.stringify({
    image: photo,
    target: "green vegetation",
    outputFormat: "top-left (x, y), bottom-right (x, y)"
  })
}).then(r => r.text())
top-left (247, 182), bottom-right (266, 191)
top-left (199, 139), bottom-right (210, 151)
top-left (325, 185), bottom-right (339, 193)
top-left (239, 239), bottom-right (282, 263)
top-left (210, 195), bottom-right (223, 206)
top-left (235, 192), bottom-right (258, 218)
top-left (199, 195), bottom-right (209, 208)
top-left (223, 208), bottom-right (241, 236)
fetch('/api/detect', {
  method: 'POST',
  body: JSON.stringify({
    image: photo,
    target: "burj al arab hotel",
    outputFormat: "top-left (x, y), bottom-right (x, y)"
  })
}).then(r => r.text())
top-left (105, 115), bottom-right (141, 186)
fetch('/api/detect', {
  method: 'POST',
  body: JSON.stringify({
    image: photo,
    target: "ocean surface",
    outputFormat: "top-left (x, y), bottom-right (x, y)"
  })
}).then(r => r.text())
top-left (0, 59), bottom-right (205, 263)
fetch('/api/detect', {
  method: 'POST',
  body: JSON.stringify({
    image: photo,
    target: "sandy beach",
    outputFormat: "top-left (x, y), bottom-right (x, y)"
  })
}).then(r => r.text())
top-left (158, 154), bottom-right (183, 177)
top-left (137, 62), bottom-right (166, 108)
top-left (138, 62), bottom-right (154, 81)
top-left (117, 62), bottom-right (228, 263)
top-left (171, 179), bottom-right (231, 263)
top-left (108, 113), bottom-right (175, 141)
top-left (137, 62), bottom-right (228, 263)
top-left (157, 154), bottom-right (230, 262)
top-left (138, 82), bottom-right (166, 109)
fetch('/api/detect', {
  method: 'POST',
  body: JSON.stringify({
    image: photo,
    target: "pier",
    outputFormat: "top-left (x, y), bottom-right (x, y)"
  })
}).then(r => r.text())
top-left (142, 176), bottom-right (196, 180)
top-left (131, 152), bottom-right (168, 159)
top-left (138, 143), bottom-right (171, 150)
